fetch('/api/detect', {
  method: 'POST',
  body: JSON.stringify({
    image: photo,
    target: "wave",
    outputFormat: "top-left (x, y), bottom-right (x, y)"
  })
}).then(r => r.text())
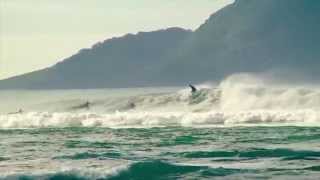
top-left (0, 160), bottom-right (254, 180)
top-left (0, 110), bottom-right (319, 128)
top-left (1, 74), bottom-right (320, 128)
top-left (166, 148), bottom-right (320, 160)
top-left (1, 166), bottom-right (127, 180)
top-left (3, 160), bottom-right (320, 180)
top-left (53, 151), bottom-right (122, 160)
top-left (219, 74), bottom-right (320, 111)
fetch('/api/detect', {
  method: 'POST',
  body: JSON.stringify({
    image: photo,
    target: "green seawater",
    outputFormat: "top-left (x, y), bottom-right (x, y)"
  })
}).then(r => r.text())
top-left (1, 126), bottom-right (320, 180)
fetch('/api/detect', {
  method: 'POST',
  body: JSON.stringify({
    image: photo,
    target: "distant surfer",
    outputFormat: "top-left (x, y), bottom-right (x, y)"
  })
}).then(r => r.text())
top-left (129, 102), bottom-right (136, 109)
top-left (189, 84), bottom-right (197, 94)
top-left (124, 101), bottom-right (136, 110)
top-left (84, 101), bottom-right (90, 109)
top-left (8, 109), bottom-right (23, 115)
top-left (71, 101), bottom-right (90, 110)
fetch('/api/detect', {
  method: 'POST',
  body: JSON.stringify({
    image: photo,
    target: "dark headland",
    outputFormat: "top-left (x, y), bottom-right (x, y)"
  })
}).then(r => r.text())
top-left (0, 0), bottom-right (319, 89)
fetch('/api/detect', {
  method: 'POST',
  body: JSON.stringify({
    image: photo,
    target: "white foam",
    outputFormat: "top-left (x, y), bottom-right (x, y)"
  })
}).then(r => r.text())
top-left (0, 109), bottom-right (319, 129)
top-left (219, 74), bottom-right (320, 111)
top-left (0, 159), bottom-right (130, 179)
top-left (1, 74), bottom-right (320, 128)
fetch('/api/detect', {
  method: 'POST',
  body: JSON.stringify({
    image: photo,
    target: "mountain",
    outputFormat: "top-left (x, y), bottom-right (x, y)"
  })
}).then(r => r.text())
top-left (1, 0), bottom-right (319, 89)
top-left (161, 0), bottom-right (320, 83)
top-left (0, 28), bottom-right (191, 89)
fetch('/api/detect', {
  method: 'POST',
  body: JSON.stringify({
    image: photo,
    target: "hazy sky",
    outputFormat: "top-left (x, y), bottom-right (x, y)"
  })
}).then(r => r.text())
top-left (0, 0), bottom-right (233, 80)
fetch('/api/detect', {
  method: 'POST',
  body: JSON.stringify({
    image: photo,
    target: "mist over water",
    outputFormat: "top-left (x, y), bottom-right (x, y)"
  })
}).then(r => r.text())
top-left (1, 74), bottom-right (320, 179)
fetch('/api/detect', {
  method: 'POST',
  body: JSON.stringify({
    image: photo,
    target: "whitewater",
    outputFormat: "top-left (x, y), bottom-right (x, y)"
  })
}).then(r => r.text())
top-left (1, 74), bottom-right (320, 128)
top-left (0, 74), bottom-right (320, 179)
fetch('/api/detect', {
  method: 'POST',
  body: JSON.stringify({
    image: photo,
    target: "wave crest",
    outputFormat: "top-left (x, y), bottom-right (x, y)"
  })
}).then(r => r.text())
top-left (1, 74), bottom-right (320, 128)
top-left (0, 110), bottom-right (319, 128)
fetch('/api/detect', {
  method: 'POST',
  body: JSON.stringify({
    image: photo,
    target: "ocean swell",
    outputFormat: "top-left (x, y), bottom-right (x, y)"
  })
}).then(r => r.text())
top-left (1, 74), bottom-right (320, 128)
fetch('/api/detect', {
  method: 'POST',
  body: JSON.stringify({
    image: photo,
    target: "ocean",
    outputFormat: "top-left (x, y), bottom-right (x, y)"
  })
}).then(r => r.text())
top-left (0, 75), bottom-right (320, 179)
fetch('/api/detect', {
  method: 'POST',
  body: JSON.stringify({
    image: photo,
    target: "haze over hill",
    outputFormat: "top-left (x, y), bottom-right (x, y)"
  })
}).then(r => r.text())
top-left (0, 0), bottom-right (319, 89)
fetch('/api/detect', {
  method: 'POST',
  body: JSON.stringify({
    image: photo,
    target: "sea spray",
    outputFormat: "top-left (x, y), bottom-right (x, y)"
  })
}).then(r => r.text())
top-left (1, 74), bottom-right (320, 128)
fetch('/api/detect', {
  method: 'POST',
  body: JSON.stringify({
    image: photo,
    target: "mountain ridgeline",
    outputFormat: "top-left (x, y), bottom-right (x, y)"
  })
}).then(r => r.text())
top-left (0, 28), bottom-right (191, 89)
top-left (1, 0), bottom-right (319, 89)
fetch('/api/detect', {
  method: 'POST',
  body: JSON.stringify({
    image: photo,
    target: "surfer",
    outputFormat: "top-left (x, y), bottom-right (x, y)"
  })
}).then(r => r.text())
top-left (129, 102), bottom-right (136, 109)
top-left (189, 84), bottom-right (197, 94)
top-left (189, 84), bottom-right (201, 104)
top-left (84, 101), bottom-right (90, 109)
top-left (8, 109), bottom-right (23, 115)
top-left (71, 101), bottom-right (90, 110)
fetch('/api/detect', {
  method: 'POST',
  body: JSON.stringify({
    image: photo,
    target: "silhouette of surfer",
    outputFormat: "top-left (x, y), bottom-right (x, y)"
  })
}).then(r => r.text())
top-left (8, 109), bottom-right (23, 115)
top-left (189, 84), bottom-right (197, 94)
top-left (84, 101), bottom-right (90, 109)
top-left (71, 101), bottom-right (90, 110)
top-left (129, 102), bottom-right (136, 109)
top-left (188, 84), bottom-right (202, 104)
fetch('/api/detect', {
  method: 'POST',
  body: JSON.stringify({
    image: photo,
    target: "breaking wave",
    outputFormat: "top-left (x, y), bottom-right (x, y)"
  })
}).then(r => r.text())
top-left (0, 110), bottom-right (319, 128)
top-left (3, 160), bottom-right (320, 180)
top-left (0, 160), bottom-right (240, 180)
top-left (1, 74), bottom-right (320, 128)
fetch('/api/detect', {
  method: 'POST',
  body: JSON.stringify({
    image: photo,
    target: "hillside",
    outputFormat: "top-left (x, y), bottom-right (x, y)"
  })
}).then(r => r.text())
top-left (0, 28), bottom-right (191, 89)
top-left (162, 0), bottom-right (320, 83)
top-left (0, 0), bottom-right (319, 89)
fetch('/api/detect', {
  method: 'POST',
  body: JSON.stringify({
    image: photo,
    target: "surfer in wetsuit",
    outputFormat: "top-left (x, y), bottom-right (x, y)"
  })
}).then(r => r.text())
top-left (129, 102), bottom-right (136, 109)
top-left (189, 84), bottom-right (197, 94)
top-left (188, 84), bottom-right (201, 105)
top-left (8, 109), bottom-right (23, 115)
top-left (70, 101), bottom-right (90, 110)
top-left (83, 101), bottom-right (90, 110)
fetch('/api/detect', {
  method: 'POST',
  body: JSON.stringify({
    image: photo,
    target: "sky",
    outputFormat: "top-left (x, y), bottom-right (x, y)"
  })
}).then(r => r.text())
top-left (0, 0), bottom-right (233, 80)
